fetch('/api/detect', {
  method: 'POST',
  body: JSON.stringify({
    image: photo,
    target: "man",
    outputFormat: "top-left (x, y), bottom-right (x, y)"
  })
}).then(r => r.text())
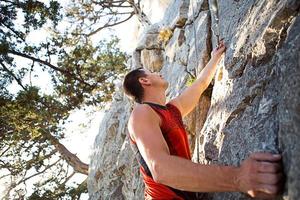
top-left (123, 40), bottom-right (283, 199)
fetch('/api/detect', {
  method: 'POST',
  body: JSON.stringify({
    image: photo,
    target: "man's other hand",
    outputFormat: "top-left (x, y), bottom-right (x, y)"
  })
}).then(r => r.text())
top-left (236, 152), bottom-right (283, 199)
top-left (211, 39), bottom-right (226, 61)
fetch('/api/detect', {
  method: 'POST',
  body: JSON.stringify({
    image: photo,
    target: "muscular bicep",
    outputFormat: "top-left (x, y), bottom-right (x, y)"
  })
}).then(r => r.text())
top-left (128, 106), bottom-right (170, 175)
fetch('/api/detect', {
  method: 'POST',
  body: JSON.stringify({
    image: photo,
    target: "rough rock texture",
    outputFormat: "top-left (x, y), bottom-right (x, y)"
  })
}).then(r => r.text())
top-left (88, 0), bottom-right (300, 199)
top-left (88, 91), bottom-right (144, 200)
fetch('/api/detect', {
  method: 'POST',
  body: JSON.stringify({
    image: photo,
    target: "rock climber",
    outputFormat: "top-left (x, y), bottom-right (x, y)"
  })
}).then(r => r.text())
top-left (123, 40), bottom-right (283, 199)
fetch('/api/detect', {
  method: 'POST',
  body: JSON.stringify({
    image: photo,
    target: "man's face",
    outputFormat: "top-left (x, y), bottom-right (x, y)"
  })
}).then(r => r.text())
top-left (142, 69), bottom-right (169, 89)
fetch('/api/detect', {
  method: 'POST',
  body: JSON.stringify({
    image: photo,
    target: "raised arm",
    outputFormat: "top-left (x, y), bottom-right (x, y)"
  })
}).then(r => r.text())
top-left (170, 40), bottom-right (225, 117)
top-left (128, 105), bottom-right (283, 197)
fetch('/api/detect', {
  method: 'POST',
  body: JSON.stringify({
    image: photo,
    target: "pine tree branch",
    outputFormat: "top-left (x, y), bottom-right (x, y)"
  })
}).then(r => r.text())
top-left (4, 158), bottom-right (61, 198)
top-left (0, 146), bottom-right (10, 157)
top-left (18, 158), bottom-right (62, 186)
top-left (91, 0), bottom-right (131, 8)
top-left (62, 171), bottom-right (75, 185)
top-left (127, 0), bottom-right (151, 26)
top-left (7, 49), bottom-right (93, 87)
top-left (0, 21), bottom-right (26, 42)
top-left (87, 12), bottom-right (134, 37)
top-left (25, 149), bottom-right (57, 169)
top-left (0, 173), bottom-right (11, 180)
top-left (0, 62), bottom-right (27, 91)
top-left (8, 49), bottom-right (67, 74)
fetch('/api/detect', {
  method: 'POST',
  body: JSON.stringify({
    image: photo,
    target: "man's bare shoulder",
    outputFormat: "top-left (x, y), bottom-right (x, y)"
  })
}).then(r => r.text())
top-left (128, 104), bottom-right (161, 129)
top-left (128, 104), bottom-right (160, 140)
top-left (129, 104), bottom-right (155, 124)
top-left (132, 103), bottom-right (151, 114)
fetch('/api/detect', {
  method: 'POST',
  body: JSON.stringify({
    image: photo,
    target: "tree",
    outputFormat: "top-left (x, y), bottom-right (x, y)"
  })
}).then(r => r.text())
top-left (65, 0), bottom-right (151, 38)
top-left (0, 0), bottom-right (135, 199)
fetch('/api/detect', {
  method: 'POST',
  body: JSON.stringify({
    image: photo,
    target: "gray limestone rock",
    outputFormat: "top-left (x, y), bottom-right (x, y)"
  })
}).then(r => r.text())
top-left (277, 15), bottom-right (300, 200)
top-left (136, 23), bottom-right (163, 51)
top-left (196, 0), bottom-right (300, 199)
top-left (87, 92), bottom-right (144, 200)
top-left (185, 10), bottom-right (211, 76)
top-left (165, 28), bottom-right (185, 63)
top-left (88, 0), bottom-right (300, 199)
top-left (162, 0), bottom-right (190, 28)
top-left (141, 49), bottom-right (164, 71)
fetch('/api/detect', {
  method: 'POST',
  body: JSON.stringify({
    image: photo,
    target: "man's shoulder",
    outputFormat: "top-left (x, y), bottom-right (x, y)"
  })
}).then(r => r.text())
top-left (129, 104), bottom-right (158, 125)
top-left (128, 104), bottom-right (160, 139)
top-left (130, 104), bottom-right (151, 121)
top-left (133, 103), bottom-right (151, 112)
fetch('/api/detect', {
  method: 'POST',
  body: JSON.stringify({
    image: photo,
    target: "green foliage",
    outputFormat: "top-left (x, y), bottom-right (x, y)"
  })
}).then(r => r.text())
top-left (186, 76), bottom-right (196, 87)
top-left (1, 87), bottom-right (67, 142)
top-left (0, 0), bottom-right (129, 199)
top-left (54, 37), bottom-right (128, 108)
top-left (28, 178), bottom-right (87, 200)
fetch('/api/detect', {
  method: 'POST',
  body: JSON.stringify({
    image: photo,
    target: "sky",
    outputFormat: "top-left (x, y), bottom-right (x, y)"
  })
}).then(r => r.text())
top-left (0, 0), bottom-right (169, 199)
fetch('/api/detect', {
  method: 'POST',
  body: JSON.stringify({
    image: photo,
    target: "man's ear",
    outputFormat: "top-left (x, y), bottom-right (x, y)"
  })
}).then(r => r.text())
top-left (138, 77), bottom-right (151, 86)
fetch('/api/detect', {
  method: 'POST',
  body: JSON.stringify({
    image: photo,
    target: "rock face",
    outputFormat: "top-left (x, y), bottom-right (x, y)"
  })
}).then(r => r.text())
top-left (88, 0), bottom-right (300, 199)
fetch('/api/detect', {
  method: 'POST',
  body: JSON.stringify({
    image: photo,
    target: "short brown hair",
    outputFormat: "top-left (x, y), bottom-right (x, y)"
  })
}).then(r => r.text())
top-left (123, 67), bottom-right (147, 103)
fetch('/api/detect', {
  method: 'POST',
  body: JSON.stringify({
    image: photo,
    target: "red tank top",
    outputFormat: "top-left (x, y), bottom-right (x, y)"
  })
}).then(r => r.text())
top-left (129, 102), bottom-right (197, 200)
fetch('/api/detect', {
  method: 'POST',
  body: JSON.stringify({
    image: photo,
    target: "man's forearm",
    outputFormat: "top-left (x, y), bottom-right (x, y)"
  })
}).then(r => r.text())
top-left (195, 56), bottom-right (221, 91)
top-left (174, 56), bottom-right (222, 116)
top-left (154, 154), bottom-right (239, 192)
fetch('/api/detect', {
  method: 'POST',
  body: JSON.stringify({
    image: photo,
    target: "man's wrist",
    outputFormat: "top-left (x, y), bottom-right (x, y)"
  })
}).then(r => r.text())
top-left (210, 55), bottom-right (222, 63)
top-left (231, 166), bottom-right (242, 192)
top-left (217, 165), bottom-right (242, 192)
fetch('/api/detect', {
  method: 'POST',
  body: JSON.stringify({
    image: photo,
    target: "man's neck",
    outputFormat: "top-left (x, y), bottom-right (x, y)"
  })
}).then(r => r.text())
top-left (142, 91), bottom-right (166, 106)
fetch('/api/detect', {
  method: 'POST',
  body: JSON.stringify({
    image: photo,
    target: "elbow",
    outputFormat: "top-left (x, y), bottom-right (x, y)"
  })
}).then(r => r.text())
top-left (151, 161), bottom-right (167, 184)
